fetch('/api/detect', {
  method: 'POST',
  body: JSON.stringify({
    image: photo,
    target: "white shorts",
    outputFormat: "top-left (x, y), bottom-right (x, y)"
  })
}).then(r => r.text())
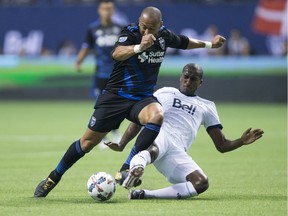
top-left (153, 132), bottom-right (203, 184)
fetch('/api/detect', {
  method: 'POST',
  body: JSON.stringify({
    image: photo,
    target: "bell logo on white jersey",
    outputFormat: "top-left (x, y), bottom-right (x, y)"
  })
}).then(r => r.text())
top-left (172, 98), bottom-right (196, 115)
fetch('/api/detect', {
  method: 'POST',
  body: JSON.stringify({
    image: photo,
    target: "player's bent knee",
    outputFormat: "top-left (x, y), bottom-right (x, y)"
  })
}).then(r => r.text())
top-left (149, 110), bottom-right (164, 125)
top-left (147, 143), bottom-right (159, 163)
top-left (186, 171), bottom-right (209, 194)
top-left (80, 129), bottom-right (107, 152)
top-left (80, 139), bottom-right (96, 153)
top-left (193, 176), bottom-right (209, 194)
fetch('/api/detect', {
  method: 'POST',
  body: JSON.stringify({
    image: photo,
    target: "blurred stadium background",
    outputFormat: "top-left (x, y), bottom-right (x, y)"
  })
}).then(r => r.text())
top-left (0, 2), bottom-right (287, 215)
top-left (0, 0), bottom-right (287, 101)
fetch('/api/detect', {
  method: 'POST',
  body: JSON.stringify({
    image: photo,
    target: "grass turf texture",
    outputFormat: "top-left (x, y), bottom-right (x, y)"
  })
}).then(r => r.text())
top-left (0, 101), bottom-right (286, 216)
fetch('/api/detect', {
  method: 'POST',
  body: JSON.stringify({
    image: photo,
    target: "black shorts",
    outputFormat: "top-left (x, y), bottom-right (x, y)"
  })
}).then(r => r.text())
top-left (88, 90), bottom-right (159, 132)
top-left (95, 77), bottom-right (109, 91)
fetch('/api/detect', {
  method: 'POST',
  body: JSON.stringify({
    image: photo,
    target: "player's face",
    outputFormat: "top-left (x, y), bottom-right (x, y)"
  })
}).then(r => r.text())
top-left (179, 69), bottom-right (202, 96)
top-left (138, 15), bottom-right (162, 37)
top-left (98, 2), bottom-right (114, 21)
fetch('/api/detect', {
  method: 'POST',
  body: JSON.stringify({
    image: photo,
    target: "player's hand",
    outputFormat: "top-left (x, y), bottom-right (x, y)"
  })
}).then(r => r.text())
top-left (241, 128), bottom-right (264, 145)
top-left (140, 34), bottom-right (156, 51)
top-left (104, 142), bottom-right (125, 152)
top-left (211, 35), bottom-right (226, 48)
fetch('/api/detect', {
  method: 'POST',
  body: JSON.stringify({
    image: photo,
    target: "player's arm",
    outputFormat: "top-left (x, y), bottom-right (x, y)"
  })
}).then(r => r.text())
top-left (105, 122), bottom-right (142, 152)
top-left (186, 35), bottom-right (226, 49)
top-left (208, 127), bottom-right (264, 153)
top-left (75, 47), bottom-right (89, 72)
top-left (112, 34), bottom-right (156, 61)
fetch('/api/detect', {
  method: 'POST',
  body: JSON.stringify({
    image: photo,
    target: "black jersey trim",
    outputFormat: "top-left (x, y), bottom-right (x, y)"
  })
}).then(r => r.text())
top-left (206, 124), bottom-right (223, 132)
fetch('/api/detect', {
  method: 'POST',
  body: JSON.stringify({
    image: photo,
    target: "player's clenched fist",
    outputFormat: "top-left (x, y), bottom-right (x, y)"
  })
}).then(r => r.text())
top-left (139, 34), bottom-right (156, 51)
top-left (211, 35), bottom-right (226, 48)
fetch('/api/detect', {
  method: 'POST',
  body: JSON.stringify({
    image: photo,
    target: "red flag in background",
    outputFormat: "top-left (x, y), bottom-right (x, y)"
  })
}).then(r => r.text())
top-left (253, 0), bottom-right (287, 36)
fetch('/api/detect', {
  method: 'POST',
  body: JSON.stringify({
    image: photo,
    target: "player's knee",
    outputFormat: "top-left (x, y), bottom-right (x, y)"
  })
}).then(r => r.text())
top-left (147, 143), bottom-right (159, 163)
top-left (80, 138), bottom-right (98, 152)
top-left (186, 171), bottom-right (209, 194)
top-left (150, 110), bottom-right (164, 125)
top-left (192, 176), bottom-right (209, 194)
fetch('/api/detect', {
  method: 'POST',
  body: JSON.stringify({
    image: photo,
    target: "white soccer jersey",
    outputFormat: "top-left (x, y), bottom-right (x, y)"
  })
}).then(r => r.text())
top-left (154, 87), bottom-right (222, 152)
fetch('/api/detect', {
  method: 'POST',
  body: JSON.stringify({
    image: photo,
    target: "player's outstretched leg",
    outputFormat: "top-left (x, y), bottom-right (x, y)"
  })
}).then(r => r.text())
top-left (122, 150), bottom-right (151, 189)
top-left (115, 123), bottom-right (160, 184)
top-left (128, 170), bottom-right (209, 199)
top-left (34, 128), bottom-right (106, 197)
top-left (34, 140), bottom-right (85, 197)
top-left (129, 181), bottom-right (198, 199)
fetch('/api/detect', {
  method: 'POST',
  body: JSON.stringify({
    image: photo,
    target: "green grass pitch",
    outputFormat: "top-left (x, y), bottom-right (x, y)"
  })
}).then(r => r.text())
top-left (0, 101), bottom-right (286, 216)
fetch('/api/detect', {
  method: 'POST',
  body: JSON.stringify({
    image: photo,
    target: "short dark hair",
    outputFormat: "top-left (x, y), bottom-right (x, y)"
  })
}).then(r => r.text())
top-left (182, 63), bottom-right (204, 79)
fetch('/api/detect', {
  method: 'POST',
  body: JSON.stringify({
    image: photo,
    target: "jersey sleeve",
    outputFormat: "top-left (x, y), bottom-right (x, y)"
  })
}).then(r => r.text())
top-left (203, 102), bottom-right (223, 132)
top-left (165, 29), bottom-right (189, 49)
top-left (81, 28), bottom-right (94, 49)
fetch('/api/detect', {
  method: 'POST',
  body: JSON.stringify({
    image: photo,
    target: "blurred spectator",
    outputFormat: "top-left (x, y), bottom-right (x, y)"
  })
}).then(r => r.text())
top-left (41, 47), bottom-right (55, 56)
top-left (266, 35), bottom-right (287, 56)
top-left (201, 24), bottom-right (225, 56)
top-left (178, 28), bottom-right (201, 56)
top-left (58, 40), bottom-right (77, 57)
top-left (226, 28), bottom-right (251, 56)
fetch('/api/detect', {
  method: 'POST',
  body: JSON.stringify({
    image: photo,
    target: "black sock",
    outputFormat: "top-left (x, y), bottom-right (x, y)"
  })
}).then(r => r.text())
top-left (48, 140), bottom-right (85, 183)
top-left (120, 123), bottom-right (161, 171)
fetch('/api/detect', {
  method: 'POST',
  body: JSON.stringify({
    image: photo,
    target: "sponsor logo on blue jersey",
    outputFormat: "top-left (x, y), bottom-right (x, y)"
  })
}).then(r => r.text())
top-left (137, 51), bottom-right (165, 63)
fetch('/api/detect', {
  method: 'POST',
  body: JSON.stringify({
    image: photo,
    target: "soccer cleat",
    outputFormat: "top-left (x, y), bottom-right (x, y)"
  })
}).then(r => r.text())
top-left (122, 165), bottom-right (144, 189)
top-left (34, 177), bottom-right (57, 198)
top-left (115, 169), bottom-right (142, 187)
top-left (128, 189), bottom-right (145, 200)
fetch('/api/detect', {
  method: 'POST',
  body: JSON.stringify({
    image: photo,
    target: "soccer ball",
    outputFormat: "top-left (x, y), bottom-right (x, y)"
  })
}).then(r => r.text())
top-left (87, 172), bottom-right (116, 201)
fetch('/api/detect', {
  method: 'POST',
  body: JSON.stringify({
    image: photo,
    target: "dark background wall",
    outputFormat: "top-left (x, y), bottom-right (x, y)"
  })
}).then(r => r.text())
top-left (0, 2), bottom-right (270, 54)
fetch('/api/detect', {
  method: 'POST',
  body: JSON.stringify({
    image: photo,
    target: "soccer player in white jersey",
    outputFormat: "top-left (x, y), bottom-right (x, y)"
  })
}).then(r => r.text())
top-left (105, 63), bottom-right (264, 199)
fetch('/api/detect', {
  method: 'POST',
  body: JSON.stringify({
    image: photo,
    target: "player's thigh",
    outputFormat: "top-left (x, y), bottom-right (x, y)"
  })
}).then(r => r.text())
top-left (129, 96), bottom-right (163, 125)
top-left (154, 150), bottom-right (202, 184)
top-left (88, 91), bottom-right (133, 132)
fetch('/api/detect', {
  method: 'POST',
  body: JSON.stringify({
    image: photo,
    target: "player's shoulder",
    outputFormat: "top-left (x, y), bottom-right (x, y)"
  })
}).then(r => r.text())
top-left (124, 23), bottom-right (139, 32)
top-left (154, 87), bottom-right (178, 95)
top-left (195, 95), bottom-right (216, 107)
top-left (159, 26), bottom-right (174, 36)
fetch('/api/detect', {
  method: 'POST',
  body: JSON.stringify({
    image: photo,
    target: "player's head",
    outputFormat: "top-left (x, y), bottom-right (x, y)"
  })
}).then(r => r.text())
top-left (179, 63), bottom-right (203, 96)
top-left (138, 7), bottom-right (163, 37)
top-left (98, 0), bottom-right (115, 22)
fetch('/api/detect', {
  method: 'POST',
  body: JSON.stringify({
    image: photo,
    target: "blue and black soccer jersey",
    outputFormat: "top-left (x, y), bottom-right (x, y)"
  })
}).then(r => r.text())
top-left (82, 20), bottom-right (123, 79)
top-left (105, 23), bottom-right (189, 101)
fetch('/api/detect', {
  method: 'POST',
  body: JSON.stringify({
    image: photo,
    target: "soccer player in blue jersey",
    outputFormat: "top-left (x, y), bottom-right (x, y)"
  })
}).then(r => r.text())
top-left (75, 0), bottom-right (125, 99)
top-left (75, 0), bottom-right (125, 144)
top-left (34, 6), bottom-right (226, 198)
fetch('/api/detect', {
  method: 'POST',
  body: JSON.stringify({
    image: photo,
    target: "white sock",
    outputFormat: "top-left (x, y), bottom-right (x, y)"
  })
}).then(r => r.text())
top-left (144, 181), bottom-right (198, 199)
top-left (129, 150), bottom-right (151, 168)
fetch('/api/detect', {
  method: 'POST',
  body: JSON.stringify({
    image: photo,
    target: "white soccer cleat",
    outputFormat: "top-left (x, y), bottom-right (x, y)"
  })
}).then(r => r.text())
top-left (122, 165), bottom-right (144, 190)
